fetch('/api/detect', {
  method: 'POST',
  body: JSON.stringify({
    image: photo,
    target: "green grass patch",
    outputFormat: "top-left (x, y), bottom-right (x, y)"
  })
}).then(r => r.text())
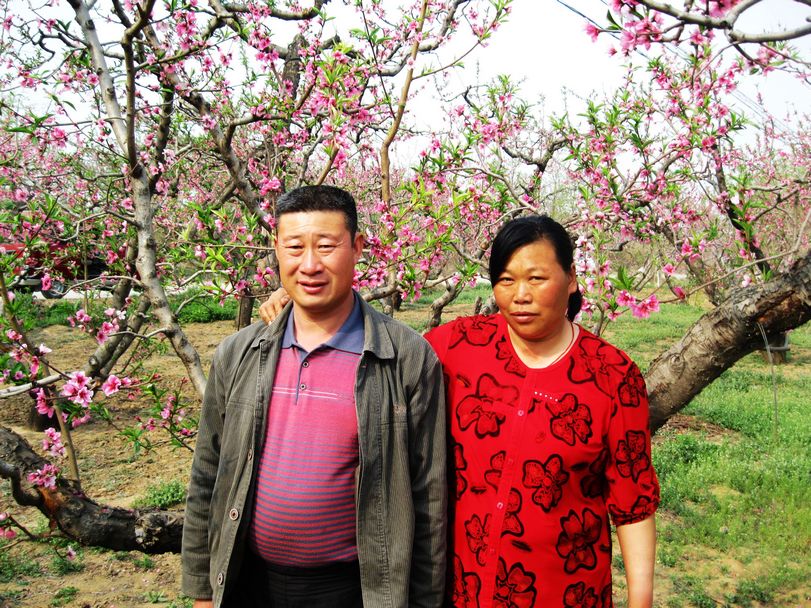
top-left (50, 586), bottom-right (79, 607)
top-left (50, 553), bottom-right (84, 575)
top-left (173, 291), bottom-right (238, 323)
top-left (0, 544), bottom-right (42, 582)
top-left (615, 305), bottom-right (811, 606)
top-left (600, 301), bottom-right (706, 369)
top-left (4, 288), bottom-right (239, 330)
top-left (133, 479), bottom-right (187, 509)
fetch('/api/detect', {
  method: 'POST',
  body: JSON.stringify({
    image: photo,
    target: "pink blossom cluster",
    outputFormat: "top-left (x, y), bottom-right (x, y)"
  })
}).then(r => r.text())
top-left (42, 428), bottom-right (66, 458)
top-left (61, 371), bottom-right (94, 408)
top-left (27, 463), bottom-right (58, 490)
top-left (101, 373), bottom-right (132, 396)
top-left (0, 512), bottom-right (17, 540)
top-left (68, 309), bottom-right (93, 331)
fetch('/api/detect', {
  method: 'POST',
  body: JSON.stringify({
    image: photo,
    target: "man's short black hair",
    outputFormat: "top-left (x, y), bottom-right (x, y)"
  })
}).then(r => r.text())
top-left (275, 185), bottom-right (358, 238)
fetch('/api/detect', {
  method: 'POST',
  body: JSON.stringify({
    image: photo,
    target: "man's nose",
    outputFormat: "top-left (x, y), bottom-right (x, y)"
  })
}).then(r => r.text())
top-left (299, 247), bottom-right (322, 273)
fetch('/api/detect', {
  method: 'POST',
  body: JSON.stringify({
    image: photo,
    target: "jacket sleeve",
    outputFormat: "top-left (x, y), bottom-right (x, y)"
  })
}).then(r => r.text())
top-left (407, 342), bottom-right (448, 606)
top-left (181, 345), bottom-right (227, 600)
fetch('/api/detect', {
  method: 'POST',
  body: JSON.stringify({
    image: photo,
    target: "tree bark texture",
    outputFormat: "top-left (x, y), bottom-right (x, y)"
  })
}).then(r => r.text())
top-left (0, 426), bottom-right (183, 553)
top-left (0, 251), bottom-right (808, 553)
top-left (646, 250), bottom-right (811, 432)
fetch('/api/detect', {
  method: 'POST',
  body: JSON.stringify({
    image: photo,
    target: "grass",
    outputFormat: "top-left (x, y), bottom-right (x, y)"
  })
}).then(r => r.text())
top-left (0, 542), bottom-right (42, 583)
top-left (610, 302), bottom-right (810, 607)
top-left (6, 287), bottom-right (238, 330)
top-left (133, 479), bottom-right (187, 509)
top-left (50, 586), bottom-right (78, 608)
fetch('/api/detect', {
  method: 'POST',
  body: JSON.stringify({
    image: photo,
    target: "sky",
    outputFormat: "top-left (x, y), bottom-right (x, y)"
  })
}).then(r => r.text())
top-left (15, 0), bottom-right (809, 160)
top-left (452, 0), bottom-right (810, 121)
top-left (375, 0), bottom-right (810, 163)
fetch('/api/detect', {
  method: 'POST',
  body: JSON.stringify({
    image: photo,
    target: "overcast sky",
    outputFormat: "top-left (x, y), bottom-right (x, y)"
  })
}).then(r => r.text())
top-left (455, 0), bottom-right (810, 120)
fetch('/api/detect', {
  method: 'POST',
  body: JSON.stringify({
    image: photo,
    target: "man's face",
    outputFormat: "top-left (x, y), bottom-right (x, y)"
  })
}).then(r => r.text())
top-left (275, 210), bottom-right (363, 320)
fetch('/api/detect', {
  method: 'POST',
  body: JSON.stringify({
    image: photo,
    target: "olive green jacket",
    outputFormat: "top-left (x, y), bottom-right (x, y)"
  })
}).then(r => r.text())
top-left (181, 297), bottom-right (447, 607)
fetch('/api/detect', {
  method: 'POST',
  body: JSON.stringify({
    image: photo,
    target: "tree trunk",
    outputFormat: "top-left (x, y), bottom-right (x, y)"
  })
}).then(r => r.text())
top-left (646, 250), bottom-right (811, 432)
top-left (1, 251), bottom-right (809, 553)
top-left (236, 287), bottom-right (254, 330)
top-left (0, 426), bottom-right (183, 553)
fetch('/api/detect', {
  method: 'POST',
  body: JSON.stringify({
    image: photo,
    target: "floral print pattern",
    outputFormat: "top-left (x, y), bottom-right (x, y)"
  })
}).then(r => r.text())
top-left (609, 495), bottom-right (658, 526)
top-left (453, 554), bottom-right (482, 608)
top-left (493, 559), bottom-right (537, 608)
top-left (451, 315), bottom-right (499, 348)
top-left (522, 455), bottom-right (569, 512)
top-left (617, 369), bottom-right (646, 408)
top-left (579, 447), bottom-right (609, 499)
top-left (563, 581), bottom-right (600, 608)
top-left (465, 514), bottom-right (491, 566)
top-left (501, 489), bottom-right (524, 537)
top-left (485, 451), bottom-right (505, 489)
top-left (423, 315), bottom-right (659, 607)
top-left (556, 508), bottom-right (603, 573)
top-left (547, 393), bottom-right (593, 446)
top-left (614, 430), bottom-right (650, 482)
top-left (456, 443), bottom-right (469, 499)
top-left (495, 336), bottom-right (526, 378)
top-left (568, 335), bottom-right (628, 396)
top-left (457, 374), bottom-right (517, 438)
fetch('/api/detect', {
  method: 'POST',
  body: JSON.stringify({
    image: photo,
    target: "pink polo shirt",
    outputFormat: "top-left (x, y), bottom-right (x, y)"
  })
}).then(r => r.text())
top-left (248, 298), bottom-right (364, 566)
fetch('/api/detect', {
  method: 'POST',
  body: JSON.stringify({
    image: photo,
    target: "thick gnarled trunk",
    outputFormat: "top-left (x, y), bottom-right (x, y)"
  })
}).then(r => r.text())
top-left (0, 426), bottom-right (183, 554)
top-left (646, 250), bottom-right (811, 431)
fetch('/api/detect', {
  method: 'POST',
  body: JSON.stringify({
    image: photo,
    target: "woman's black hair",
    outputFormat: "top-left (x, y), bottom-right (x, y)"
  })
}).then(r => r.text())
top-left (488, 215), bottom-right (583, 321)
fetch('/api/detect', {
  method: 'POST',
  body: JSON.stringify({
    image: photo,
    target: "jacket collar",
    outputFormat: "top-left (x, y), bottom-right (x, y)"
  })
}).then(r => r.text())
top-left (250, 292), bottom-right (396, 360)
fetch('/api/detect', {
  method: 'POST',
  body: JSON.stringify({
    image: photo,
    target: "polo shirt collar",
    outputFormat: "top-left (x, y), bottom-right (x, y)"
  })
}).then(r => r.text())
top-left (282, 291), bottom-right (365, 354)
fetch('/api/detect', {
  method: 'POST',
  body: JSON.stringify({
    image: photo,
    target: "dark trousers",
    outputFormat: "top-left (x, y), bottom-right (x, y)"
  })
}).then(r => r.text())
top-left (232, 550), bottom-right (363, 608)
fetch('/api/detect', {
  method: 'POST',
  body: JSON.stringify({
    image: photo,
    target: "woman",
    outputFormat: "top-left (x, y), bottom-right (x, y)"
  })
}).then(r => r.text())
top-left (424, 216), bottom-right (658, 608)
top-left (260, 215), bottom-right (659, 607)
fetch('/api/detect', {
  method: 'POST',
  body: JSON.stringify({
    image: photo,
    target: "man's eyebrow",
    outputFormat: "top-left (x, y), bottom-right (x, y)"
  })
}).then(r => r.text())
top-left (278, 232), bottom-right (345, 241)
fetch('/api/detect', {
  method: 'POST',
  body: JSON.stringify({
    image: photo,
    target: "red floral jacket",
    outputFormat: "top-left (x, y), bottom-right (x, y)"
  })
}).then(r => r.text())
top-left (426, 314), bottom-right (659, 608)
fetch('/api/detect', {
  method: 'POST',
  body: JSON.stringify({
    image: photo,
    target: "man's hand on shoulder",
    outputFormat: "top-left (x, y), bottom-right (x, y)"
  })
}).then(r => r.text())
top-left (259, 288), bottom-right (290, 324)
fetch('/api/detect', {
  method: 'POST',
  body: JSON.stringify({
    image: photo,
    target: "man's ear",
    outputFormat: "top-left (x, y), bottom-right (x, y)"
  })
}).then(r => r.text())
top-left (353, 233), bottom-right (365, 260)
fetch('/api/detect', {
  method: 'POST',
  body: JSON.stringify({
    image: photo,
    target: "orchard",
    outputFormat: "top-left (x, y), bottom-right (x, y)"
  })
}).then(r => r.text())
top-left (0, 0), bottom-right (808, 587)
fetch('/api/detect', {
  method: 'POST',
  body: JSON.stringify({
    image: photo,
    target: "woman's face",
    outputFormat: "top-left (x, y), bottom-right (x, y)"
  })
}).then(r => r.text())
top-left (492, 239), bottom-right (578, 344)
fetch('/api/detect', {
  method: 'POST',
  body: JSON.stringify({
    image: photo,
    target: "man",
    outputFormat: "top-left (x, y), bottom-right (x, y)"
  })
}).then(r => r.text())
top-left (181, 185), bottom-right (447, 608)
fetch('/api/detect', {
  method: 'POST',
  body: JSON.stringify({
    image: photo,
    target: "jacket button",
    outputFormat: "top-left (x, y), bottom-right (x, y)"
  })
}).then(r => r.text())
top-left (229, 508), bottom-right (239, 520)
top-left (217, 572), bottom-right (224, 586)
top-left (247, 448), bottom-right (253, 461)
